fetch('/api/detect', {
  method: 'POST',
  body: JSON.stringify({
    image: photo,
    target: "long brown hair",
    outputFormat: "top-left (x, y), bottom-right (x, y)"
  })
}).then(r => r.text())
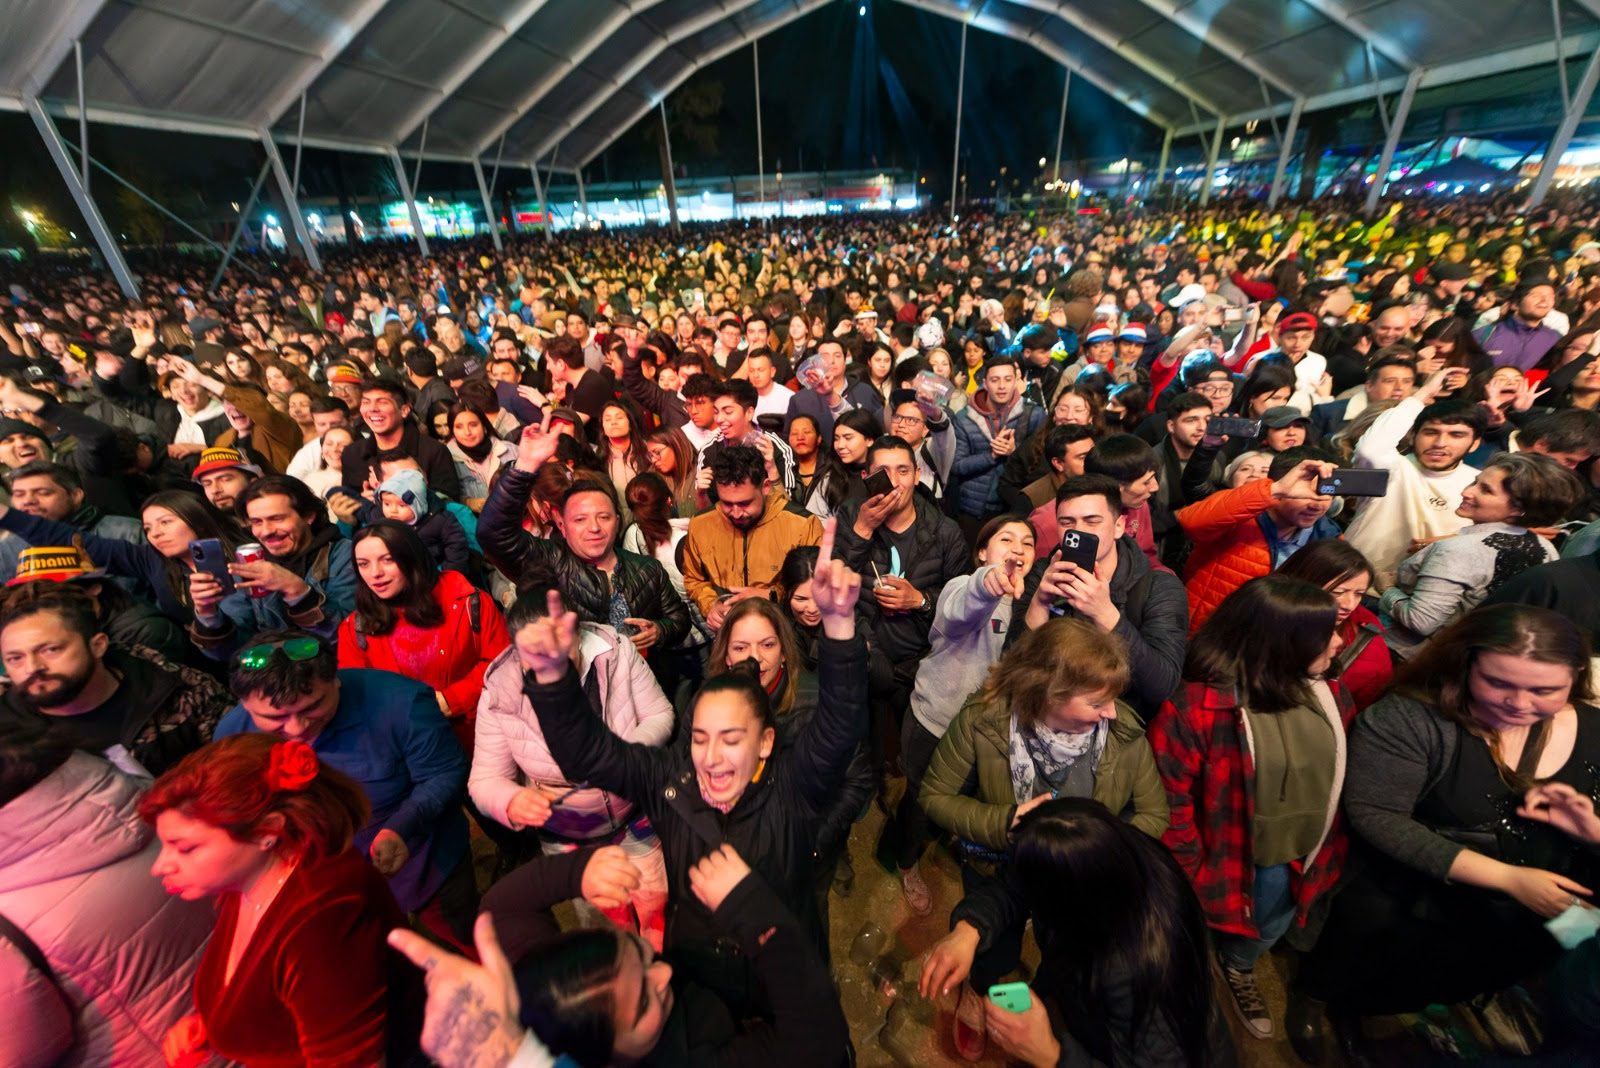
top-left (1394, 604), bottom-right (1592, 789)
top-left (983, 618), bottom-right (1129, 733)
top-left (707, 598), bottom-right (800, 715)
top-left (1185, 576), bottom-right (1337, 713)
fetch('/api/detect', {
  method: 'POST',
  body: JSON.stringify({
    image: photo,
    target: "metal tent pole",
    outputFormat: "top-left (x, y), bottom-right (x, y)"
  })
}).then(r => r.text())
top-left (212, 158), bottom-right (274, 292)
top-left (1530, 48), bottom-right (1600, 208)
top-left (1365, 68), bottom-right (1425, 215)
top-left (26, 97), bottom-right (138, 298)
top-left (472, 158), bottom-right (504, 251)
top-left (390, 149), bottom-right (431, 256)
top-left (754, 40), bottom-right (766, 223)
top-left (74, 40), bottom-right (89, 191)
top-left (1153, 127), bottom-right (1172, 193)
top-left (1269, 98), bottom-right (1305, 206)
top-left (530, 163), bottom-right (551, 242)
top-left (658, 102), bottom-right (680, 233)
top-left (951, 19), bottom-right (968, 222)
top-left (1199, 117), bottom-right (1226, 206)
top-left (259, 131), bottom-right (322, 270)
top-left (576, 169), bottom-right (589, 222)
top-left (1053, 68), bottom-right (1070, 184)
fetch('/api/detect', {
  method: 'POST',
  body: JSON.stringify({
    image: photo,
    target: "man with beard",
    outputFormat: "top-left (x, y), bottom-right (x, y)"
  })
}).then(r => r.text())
top-left (0, 583), bottom-right (229, 776)
top-left (681, 445), bottom-right (821, 631)
top-left (188, 475), bottom-right (357, 660)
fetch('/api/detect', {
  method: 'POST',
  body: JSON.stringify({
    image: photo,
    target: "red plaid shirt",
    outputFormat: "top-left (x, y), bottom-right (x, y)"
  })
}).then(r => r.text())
top-left (1149, 680), bottom-right (1355, 939)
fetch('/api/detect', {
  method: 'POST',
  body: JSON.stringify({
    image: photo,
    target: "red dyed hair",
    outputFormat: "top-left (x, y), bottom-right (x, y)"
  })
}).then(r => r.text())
top-left (138, 734), bottom-right (370, 865)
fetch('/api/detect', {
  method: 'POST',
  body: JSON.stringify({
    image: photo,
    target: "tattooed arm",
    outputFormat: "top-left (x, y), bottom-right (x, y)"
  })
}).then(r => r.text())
top-left (389, 914), bottom-right (548, 1068)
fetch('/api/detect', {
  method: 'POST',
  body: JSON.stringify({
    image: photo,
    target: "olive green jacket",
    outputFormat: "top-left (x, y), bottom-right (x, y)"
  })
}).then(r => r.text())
top-left (920, 692), bottom-right (1170, 849)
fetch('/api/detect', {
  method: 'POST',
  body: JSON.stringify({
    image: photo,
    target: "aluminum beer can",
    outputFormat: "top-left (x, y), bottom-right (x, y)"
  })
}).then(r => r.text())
top-left (235, 542), bottom-right (272, 598)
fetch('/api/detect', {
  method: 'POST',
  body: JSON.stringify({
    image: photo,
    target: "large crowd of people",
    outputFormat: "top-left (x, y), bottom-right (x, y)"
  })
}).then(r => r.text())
top-left (4, 189), bottom-right (1600, 1067)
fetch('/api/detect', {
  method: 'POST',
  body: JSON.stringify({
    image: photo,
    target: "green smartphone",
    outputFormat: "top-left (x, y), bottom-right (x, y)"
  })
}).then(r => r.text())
top-left (988, 981), bottom-right (1031, 1014)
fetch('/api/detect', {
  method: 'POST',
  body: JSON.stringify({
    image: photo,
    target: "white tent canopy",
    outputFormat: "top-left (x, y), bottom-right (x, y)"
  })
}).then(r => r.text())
top-left (5, 0), bottom-right (1599, 173)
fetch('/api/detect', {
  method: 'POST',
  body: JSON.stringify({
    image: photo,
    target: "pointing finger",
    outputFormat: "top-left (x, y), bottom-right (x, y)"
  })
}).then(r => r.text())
top-left (817, 516), bottom-right (836, 569)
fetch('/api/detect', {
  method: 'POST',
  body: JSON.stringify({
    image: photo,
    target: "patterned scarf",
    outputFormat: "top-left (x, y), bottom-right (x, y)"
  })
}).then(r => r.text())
top-left (1008, 711), bottom-right (1106, 804)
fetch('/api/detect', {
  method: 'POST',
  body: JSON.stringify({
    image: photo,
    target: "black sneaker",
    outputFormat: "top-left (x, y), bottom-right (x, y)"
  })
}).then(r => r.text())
top-left (1215, 952), bottom-right (1273, 1039)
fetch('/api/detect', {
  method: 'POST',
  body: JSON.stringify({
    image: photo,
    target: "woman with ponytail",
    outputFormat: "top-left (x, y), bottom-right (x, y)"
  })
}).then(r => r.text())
top-left (141, 732), bottom-right (425, 1067)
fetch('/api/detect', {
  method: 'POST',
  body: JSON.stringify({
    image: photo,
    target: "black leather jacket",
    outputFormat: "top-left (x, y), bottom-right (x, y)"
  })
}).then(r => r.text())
top-left (478, 464), bottom-right (689, 647)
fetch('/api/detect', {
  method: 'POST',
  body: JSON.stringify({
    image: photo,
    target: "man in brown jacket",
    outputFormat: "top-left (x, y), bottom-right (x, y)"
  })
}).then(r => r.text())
top-left (681, 444), bottom-right (821, 630)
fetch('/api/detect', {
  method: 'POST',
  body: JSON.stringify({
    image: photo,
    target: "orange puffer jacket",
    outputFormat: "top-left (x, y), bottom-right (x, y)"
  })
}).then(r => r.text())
top-left (1177, 478), bottom-right (1275, 633)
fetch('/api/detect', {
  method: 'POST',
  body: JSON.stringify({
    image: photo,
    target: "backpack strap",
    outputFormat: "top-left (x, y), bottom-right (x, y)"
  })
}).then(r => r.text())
top-left (0, 911), bottom-right (59, 989)
top-left (353, 613), bottom-right (368, 651)
top-left (1327, 622), bottom-right (1383, 679)
top-left (468, 590), bottom-right (482, 635)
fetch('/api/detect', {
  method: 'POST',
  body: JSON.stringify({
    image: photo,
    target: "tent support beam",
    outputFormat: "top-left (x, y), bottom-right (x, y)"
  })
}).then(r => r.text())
top-left (260, 131), bottom-right (322, 270)
top-left (657, 103), bottom-right (679, 233)
top-left (951, 19), bottom-right (967, 222)
top-left (211, 158), bottom-right (273, 293)
top-left (390, 149), bottom-right (431, 256)
top-left (1200, 117), bottom-right (1225, 206)
top-left (1052, 68), bottom-right (1070, 183)
top-left (1365, 67), bottom-right (1424, 214)
top-left (1153, 126), bottom-right (1172, 193)
top-left (26, 96), bottom-right (137, 298)
top-left (529, 162), bottom-right (551, 242)
top-left (1530, 46), bottom-right (1600, 208)
top-left (754, 40), bottom-right (765, 223)
top-left (471, 158), bottom-right (503, 251)
top-left (1269, 98), bottom-right (1305, 206)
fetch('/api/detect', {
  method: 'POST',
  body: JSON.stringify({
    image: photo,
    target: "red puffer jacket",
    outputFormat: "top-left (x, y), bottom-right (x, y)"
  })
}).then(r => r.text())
top-left (337, 569), bottom-right (509, 754)
top-left (1176, 478), bottom-right (1276, 633)
top-left (1335, 605), bottom-right (1393, 712)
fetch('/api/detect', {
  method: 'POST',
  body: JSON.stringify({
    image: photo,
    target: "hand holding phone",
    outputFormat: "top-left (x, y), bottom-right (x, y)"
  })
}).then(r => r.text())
top-left (1206, 415), bottom-right (1261, 440)
top-left (988, 982), bottom-right (1032, 1014)
top-left (189, 538), bottom-right (235, 596)
top-left (1316, 468), bottom-right (1390, 497)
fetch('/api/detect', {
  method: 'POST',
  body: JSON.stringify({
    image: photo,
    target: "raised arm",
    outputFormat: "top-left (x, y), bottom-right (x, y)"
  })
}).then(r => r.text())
top-left (478, 424), bottom-right (563, 586)
top-left (787, 519), bottom-right (870, 805)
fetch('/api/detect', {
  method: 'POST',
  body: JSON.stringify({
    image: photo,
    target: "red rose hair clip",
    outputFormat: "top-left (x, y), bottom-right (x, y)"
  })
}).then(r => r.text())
top-left (265, 739), bottom-right (319, 791)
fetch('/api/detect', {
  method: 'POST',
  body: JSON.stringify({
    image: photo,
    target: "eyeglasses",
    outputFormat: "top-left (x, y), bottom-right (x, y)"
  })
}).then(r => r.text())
top-left (1196, 383), bottom-right (1234, 396)
top-left (239, 636), bottom-right (321, 670)
top-left (890, 413), bottom-right (925, 426)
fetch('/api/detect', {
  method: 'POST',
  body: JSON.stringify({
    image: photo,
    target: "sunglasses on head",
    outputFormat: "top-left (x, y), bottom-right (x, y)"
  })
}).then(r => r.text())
top-left (238, 636), bottom-right (321, 670)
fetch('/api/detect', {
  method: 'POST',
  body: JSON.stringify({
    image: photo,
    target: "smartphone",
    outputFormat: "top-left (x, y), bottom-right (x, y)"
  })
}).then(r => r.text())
top-left (189, 538), bottom-right (235, 596)
top-left (1317, 468), bottom-right (1390, 497)
top-left (988, 982), bottom-right (1032, 1014)
top-left (1223, 306), bottom-right (1243, 322)
top-left (1206, 415), bottom-right (1261, 439)
top-left (863, 469), bottom-right (893, 499)
top-left (1058, 528), bottom-right (1099, 572)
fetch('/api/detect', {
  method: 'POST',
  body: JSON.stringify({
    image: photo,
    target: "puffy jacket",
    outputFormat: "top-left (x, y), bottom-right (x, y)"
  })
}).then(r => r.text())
top-left (1176, 477), bottom-right (1342, 633)
top-left (0, 753), bottom-right (212, 1068)
top-left (920, 692), bottom-right (1169, 851)
top-left (833, 493), bottom-right (970, 661)
top-left (680, 492), bottom-right (822, 617)
top-left (338, 570), bottom-right (510, 751)
top-left (1336, 606), bottom-right (1393, 712)
top-left (470, 623), bottom-right (674, 839)
top-left (479, 465), bottom-right (689, 647)
top-left (1149, 679), bottom-right (1354, 940)
top-left (950, 392), bottom-right (1046, 516)
top-left (524, 633), bottom-right (867, 957)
